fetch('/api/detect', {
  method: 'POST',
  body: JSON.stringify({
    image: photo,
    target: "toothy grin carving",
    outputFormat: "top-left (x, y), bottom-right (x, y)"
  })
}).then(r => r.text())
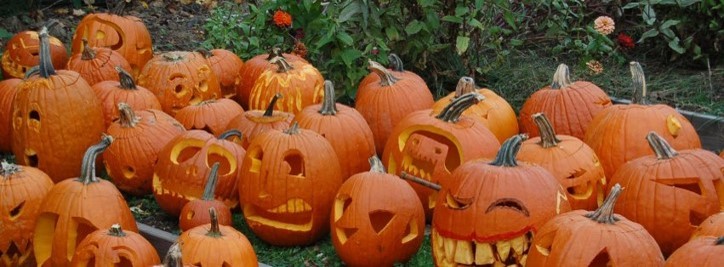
top-left (244, 198), bottom-right (313, 232)
top-left (432, 229), bottom-right (533, 266)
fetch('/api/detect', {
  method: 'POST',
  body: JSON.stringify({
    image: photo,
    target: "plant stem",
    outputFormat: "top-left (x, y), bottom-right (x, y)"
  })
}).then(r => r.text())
top-left (368, 60), bottom-right (399, 87)
top-left (263, 93), bottom-right (283, 117)
top-left (117, 103), bottom-right (139, 128)
top-left (78, 135), bottom-right (114, 185)
top-left (629, 61), bottom-right (649, 105)
top-left (116, 66), bottom-right (138, 90)
top-left (201, 163), bottom-right (221, 201)
top-left (108, 224), bottom-right (126, 237)
top-left (38, 27), bottom-right (56, 78)
top-left (435, 91), bottom-right (484, 123)
top-left (550, 63), bottom-right (572, 89)
top-left (368, 156), bottom-right (385, 173)
top-left (81, 39), bottom-right (96, 60)
top-left (206, 207), bottom-right (223, 238)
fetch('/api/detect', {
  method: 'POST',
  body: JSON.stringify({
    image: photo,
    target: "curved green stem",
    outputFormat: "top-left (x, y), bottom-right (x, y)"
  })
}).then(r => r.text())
top-left (435, 91), bottom-right (484, 123)
top-left (81, 39), bottom-right (96, 60)
top-left (78, 135), bottom-right (114, 184)
top-left (368, 60), bottom-right (399, 87)
top-left (388, 53), bottom-right (404, 72)
top-left (116, 66), bottom-right (138, 90)
top-left (319, 80), bottom-right (338, 115)
top-left (550, 63), bottom-right (572, 89)
top-left (532, 113), bottom-right (561, 148)
top-left (270, 56), bottom-right (293, 73)
top-left (117, 102), bottom-right (139, 128)
top-left (284, 121), bottom-right (300, 135)
top-left (1, 161), bottom-right (22, 177)
top-left (489, 134), bottom-right (528, 167)
top-left (218, 129), bottom-right (242, 140)
top-left (201, 163), bottom-right (221, 201)
top-left (264, 93), bottom-right (283, 117)
top-left (38, 27), bottom-right (56, 78)
top-left (206, 207), bottom-right (223, 238)
top-left (646, 131), bottom-right (678, 159)
top-left (629, 61), bottom-right (649, 105)
top-left (108, 224), bottom-right (126, 237)
top-left (368, 156), bottom-right (385, 173)
top-left (585, 183), bottom-right (623, 224)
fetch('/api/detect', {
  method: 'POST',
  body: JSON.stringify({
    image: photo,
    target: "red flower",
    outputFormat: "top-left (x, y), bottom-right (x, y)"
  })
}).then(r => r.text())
top-left (617, 32), bottom-right (635, 49)
top-left (273, 10), bottom-right (292, 28)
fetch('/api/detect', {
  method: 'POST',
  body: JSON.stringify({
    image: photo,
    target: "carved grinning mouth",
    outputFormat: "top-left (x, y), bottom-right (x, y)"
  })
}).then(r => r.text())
top-left (432, 229), bottom-right (533, 266)
top-left (244, 198), bottom-right (314, 232)
top-left (401, 155), bottom-right (438, 209)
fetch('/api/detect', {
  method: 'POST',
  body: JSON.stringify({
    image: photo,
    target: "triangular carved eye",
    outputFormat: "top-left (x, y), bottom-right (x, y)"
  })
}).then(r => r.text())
top-left (655, 177), bottom-right (703, 196)
top-left (445, 192), bottom-right (472, 210)
top-left (10, 201), bottom-right (25, 220)
top-left (589, 248), bottom-right (611, 266)
top-left (369, 210), bottom-right (395, 234)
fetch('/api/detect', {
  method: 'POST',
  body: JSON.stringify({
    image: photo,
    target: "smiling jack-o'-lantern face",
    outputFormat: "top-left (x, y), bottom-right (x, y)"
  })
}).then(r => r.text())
top-left (153, 130), bottom-right (245, 216)
top-left (2, 31), bottom-right (68, 79)
top-left (239, 124), bottom-right (343, 246)
top-left (431, 135), bottom-right (571, 266)
top-left (70, 224), bottom-right (160, 266)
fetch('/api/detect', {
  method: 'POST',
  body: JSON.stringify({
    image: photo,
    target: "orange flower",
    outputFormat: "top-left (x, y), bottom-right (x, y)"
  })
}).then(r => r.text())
top-left (594, 16), bottom-right (615, 36)
top-left (273, 10), bottom-right (292, 28)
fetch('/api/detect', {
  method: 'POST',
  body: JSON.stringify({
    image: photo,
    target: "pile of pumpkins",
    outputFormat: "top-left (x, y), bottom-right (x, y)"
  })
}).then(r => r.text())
top-left (1, 8), bottom-right (723, 267)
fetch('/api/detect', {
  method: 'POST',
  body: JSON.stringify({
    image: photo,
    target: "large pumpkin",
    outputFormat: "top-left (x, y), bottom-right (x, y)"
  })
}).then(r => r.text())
top-left (239, 123), bottom-right (343, 246)
top-left (331, 156), bottom-right (425, 266)
top-left (33, 135), bottom-right (138, 267)
top-left (69, 224), bottom-right (160, 266)
top-left (11, 27), bottom-right (105, 182)
top-left (665, 236), bottom-right (724, 267)
top-left (236, 47), bottom-right (306, 108)
top-left (519, 63), bottom-right (612, 139)
top-left (178, 208), bottom-right (258, 266)
top-left (383, 89), bottom-right (501, 220)
top-left (0, 162), bottom-right (54, 267)
top-left (225, 93), bottom-right (294, 148)
top-left (2, 30), bottom-right (68, 79)
top-left (609, 131), bottom-right (724, 255)
top-left (247, 56), bottom-right (324, 115)
top-left (92, 66), bottom-right (162, 128)
top-left (0, 78), bottom-right (22, 152)
top-left (584, 62), bottom-right (701, 178)
top-left (430, 134), bottom-right (571, 266)
top-left (66, 39), bottom-right (132, 86)
top-left (174, 98), bottom-right (245, 136)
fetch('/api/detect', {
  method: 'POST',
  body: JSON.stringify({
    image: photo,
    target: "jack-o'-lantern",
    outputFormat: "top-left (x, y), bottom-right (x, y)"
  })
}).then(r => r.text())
top-left (71, 11), bottom-right (153, 77)
top-left (12, 27), bottom-right (105, 182)
top-left (178, 208), bottom-right (258, 266)
top-left (226, 93), bottom-right (294, 148)
top-left (69, 224), bottom-right (160, 266)
top-left (237, 47), bottom-right (306, 108)
top-left (429, 134), bottom-right (571, 266)
top-left (383, 89), bottom-right (501, 220)
top-left (66, 39), bottom-right (132, 86)
top-left (175, 98), bottom-right (244, 136)
top-left (239, 123), bottom-right (343, 246)
top-left (2, 30), bottom-right (68, 79)
top-left (153, 129), bottom-right (245, 216)
top-left (34, 135), bottom-right (138, 267)
top-left (518, 113), bottom-right (606, 210)
top-left (179, 162), bottom-right (233, 231)
top-left (137, 51), bottom-right (221, 116)
top-left (0, 78), bottom-right (22, 152)
top-left (200, 49), bottom-right (244, 99)
top-left (1, 162), bottom-right (54, 267)
top-left (692, 212), bottom-right (724, 240)
top-left (527, 184), bottom-right (665, 266)
top-left (665, 236), bottom-right (724, 267)
top-left (609, 131), bottom-right (724, 256)
top-left (431, 76), bottom-right (519, 143)
top-left (331, 156), bottom-right (425, 266)
top-left (93, 66), bottom-right (162, 128)
top-left (247, 56), bottom-right (324, 115)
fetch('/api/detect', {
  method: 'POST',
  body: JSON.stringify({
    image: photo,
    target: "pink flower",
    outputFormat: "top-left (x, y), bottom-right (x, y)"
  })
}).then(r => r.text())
top-left (586, 60), bottom-right (604, 75)
top-left (594, 16), bottom-right (615, 36)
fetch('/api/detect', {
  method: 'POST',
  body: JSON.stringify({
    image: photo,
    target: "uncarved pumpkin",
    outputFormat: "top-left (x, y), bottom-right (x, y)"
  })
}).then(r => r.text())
top-left (92, 66), bottom-right (162, 127)
top-left (178, 208), bottom-right (258, 266)
top-left (179, 162), bottom-right (233, 231)
top-left (692, 212), bottom-right (724, 240)
top-left (66, 39), bottom-right (132, 86)
top-left (665, 236), bottom-right (724, 267)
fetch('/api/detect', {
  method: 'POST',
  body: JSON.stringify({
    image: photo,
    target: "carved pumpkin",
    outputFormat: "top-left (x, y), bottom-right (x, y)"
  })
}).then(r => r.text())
top-left (0, 78), bottom-right (21, 152)
top-left (66, 39), bottom-right (133, 86)
top-left (431, 76), bottom-right (519, 143)
top-left (104, 103), bottom-right (185, 195)
top-left (331, 156), bottom-right (425, 266)
top-left (355, 59), bottom-right (434, 155)
top-left (69, 224), bottom-right (160, 266)
top-left (527, 184), bottom-right (665, 266)
top-left (517, 113), bottom-right (606, 210)
top-left (240, 123), bottom-right (343, 246)
top-left (609, 131), bottom-right (724, 255)
top-left (0, 162), bottom-right (54, 267)
top-left (692, 212), bottom-right (724, 240)
top-left (519, 63), bottom-right (612, 139)
top-left (71, 12), bottom-right (153, 77)
top-left (665, 236), bottom-right (724, 267)
top-left (200, 49), bottom-right (244, 99)
top-left (429, 134), bottom-right (571, 266)
top-left (295, 81), bottom-right (376, 180)
top-left (174, 98), bottom-right (244, 136)
top-left (179, 162), bottom-right (233, 231)
top-left (178, 208), bottom-right (258, 266)
top-left (153, 130), bottom-right (245, 216)
top-left (225, 93), bottom-right (294, 149)
top-left (247, 56), bottom-right (324, 115)
top-left (237, 47), bottom-right (306, 108)
top-left (137, 51), bottom-right (221, 116)
top-left (92, 66), bottom-right (162, 127)
top-left (584, 62), bottom-right (701, 178)
top-left (383, 89), bottom-right (501, 220)
top-left (12, 27), bottom-right (105, 182)
top-left (33, 135), bottom-right (138, 267)
top-left (2, 30), bottom-right (68, 79)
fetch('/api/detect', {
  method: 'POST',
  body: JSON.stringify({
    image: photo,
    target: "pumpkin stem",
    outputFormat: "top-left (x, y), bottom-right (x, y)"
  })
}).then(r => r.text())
top-left (78, 134), bottom-right (114, 185)
top-left (162, 52), bottom-right (185, 62)
top-left (107, 224), bottom-right (127, 237)
top-left (270, 56), bottom-right (293, 73)
top-left (435, 91), bottom-right (484, 123)
top-left (37, 27), bottom-right (56, 78)
top-left (196, 48), bottom-right (213, 58)
top-left (646, 131), bottom-right (679, 159)
top-left (117, 102), bottom-right (140, 128)
top-left (532, 113), bottom-right (561, 148)
top-left (550, 64), bottom-right (572, 89)
top-left (489, 134), bottom-right (528, 167)
top-left (319, 80), bottom-right (338, 115)
top-left (453, 75), bottom-right (477, 97)
top-left (388, 53), bottom-right (405, 72)
top-left (162, 243), bottom-right (185, 267)
top-left (284, 122), bottom-right (301, 135)
top-left (265, 47), bottom-right (284, 60)
top-left (585, 183), bottom-right (623, 224)
top-left (368, 59), bottom-right (399, 87)
top-left (400, 171), bottom-right (441, 191)
top-left (116, 66), bottom-right (138, 90)
top-left (80, 39), bottom-right (96, 60)
top-left (24, 66), bottom-right (41, 78)
top-left (206, 207), bottom-right (223, 238)
top-left (218, 129), bottom-right (242, 140)
top-left (263, 93), bottom-right (283, 117)
top-left (629, 61), bottom-right (649, 105)
top-left (368, 156), bottom-right (386, 173)
top-left (201, 162), bottom-right (221, 201)
top-left (0, 161), bottom-right (22, 177)
top-left (716, 237), bottom-right (724, 245)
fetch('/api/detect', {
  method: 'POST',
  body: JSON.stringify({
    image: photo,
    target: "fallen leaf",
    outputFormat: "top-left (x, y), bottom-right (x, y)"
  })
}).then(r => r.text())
top-left (72, 9), bottom-right (86, 16)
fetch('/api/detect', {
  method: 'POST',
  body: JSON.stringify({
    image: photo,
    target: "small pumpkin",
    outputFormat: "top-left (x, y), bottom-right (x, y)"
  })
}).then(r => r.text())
top-left (200, 48), bottom-right (244, 99)
top-left (2, 30), bottom-right (68, 79)
top-left (178, 208), bottom-right (258, 266)
top-left (174, 98), bottom-right (245, 136)
top-left (66, 39), bottom-right (133, 86)
top-left (665, 236), bottom-right (724, 267)
top-left (692, 212), bottom-right (724, 240)
top-left (236, 47), bottom-right (306, 108)
top-left (179, 162), bottom-right (233, 231)
top-left (69, 224), bottom-right (160, 266)
top-left (247, 56), bottom-right (324, 115)
top-left (225, 93), bottom-right (294, 148)
top-left (92, 66), bottom-right (162, 127)
top-left (0, 78), bottom-right (22, 152)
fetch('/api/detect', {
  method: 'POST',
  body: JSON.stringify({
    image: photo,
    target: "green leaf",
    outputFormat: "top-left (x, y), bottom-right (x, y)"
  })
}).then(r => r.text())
top-left (418, 0), bottom-right (436, 8)
top-left (509, 39), bottom-right (524, 46)
top-left (668, 37), bottom-right (686, 54)
top-left (456, 36), bottom-right (470, 55)
top-left (338, 1), bottom-right (361, 23)
top-left (336, 32), bottom-right (354, 46)
top-left (385, 26), bottom-right (400, 41)
top-left (660, 19), bottom-right (681, 30)
top-left (442, 16), bottom-right (464, 24)
top-left (405, 20), bottom-right (425, 35)
top-left (503, 11), bottom-right (517, 30)
top-left (623, 2), bottom-right (641, 9)
top-left (643, 4), bottom-right (657, 25)
top-left (677, 0), bottom-right (701, 7)
top-left (338, 49), bottom-right (363, 66)
top-left (638, 29), bottom-right (660, 42)
top-left (455, 6), bottom-right (469, 17)
top-left (468, 19), bottom-right (484, 30)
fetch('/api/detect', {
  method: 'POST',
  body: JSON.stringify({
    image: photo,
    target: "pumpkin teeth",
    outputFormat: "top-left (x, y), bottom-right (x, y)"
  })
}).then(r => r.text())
top-left (496, 239), bottom-right (511, 261)
top-left (266, 198), bottom-right (312, 214)
top-left (454, 240), bottom-right (474, 264)
top-left (475, 241), bottom-right (495, 265)
top-left (433, 229), bottom-right (533, 266)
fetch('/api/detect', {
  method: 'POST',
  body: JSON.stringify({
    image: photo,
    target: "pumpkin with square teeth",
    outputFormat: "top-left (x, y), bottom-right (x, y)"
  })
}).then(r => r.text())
top-left (692, 212), bottom-right (724, 240)
top-left (609, 131), bottom-right (724, 256)
top-left (517, 113), bottom-right (607, 210)
top-left (331, 156), bottom-right (425, 266)
top-left (239, 123), bottom-right (343, 246)
top-left (69, 224), bottom-right (160, 266)
top-left (430, 134), bottom-right (570, 266)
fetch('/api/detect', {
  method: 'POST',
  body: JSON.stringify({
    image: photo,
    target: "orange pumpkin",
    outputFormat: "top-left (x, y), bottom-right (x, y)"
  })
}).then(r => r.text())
top-left (225, 93), bottom-right (294, 148)
top-left (519, 63), bottom-right (612, 139)
top-left (92, 66), bottom-right (162, 127)
top-left (665, 236), bottom-right (724, 267)
top-left (431, 76), bottom-right (519, 143)
top-left (70, 224), bottom-right (160, 266)
top-left (201, 49), bottom-right (244, 99)
top-left (137, 51), bottom-right (221, 116)
top-left (178, 208), bottom-right (258, 266)
top-left (0, 162), bottom-right (54, 267)
top-left (0, 78), bottom-right (22, 152)
top-left (12, 27), bottom-right (105, 182)
top-left (247, 56), bottom-right (324, 115)
top-left (2, 30), bottom-right (68, 79)
top-left (179, 162), bottom-right (233, 231)
top-left (236, 47), bottom-right (306, 108)
top-left (66, 39), bottom-right (132, 86)
top-left (174, 98), bottom-right (245, 136)
top-left (692, 212), bottom-right (724, 240)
